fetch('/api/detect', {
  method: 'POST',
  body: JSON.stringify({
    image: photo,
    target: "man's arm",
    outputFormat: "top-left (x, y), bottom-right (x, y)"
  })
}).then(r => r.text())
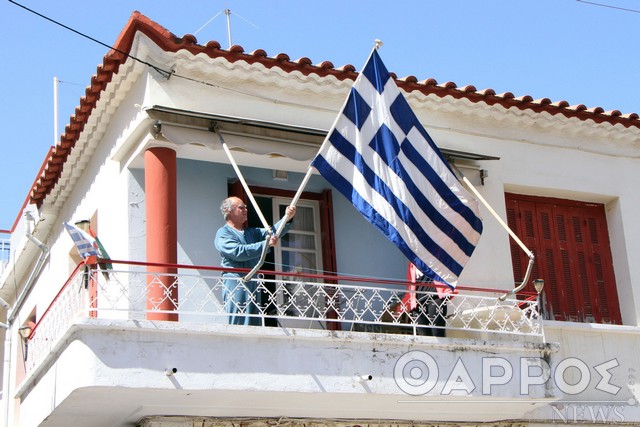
top-left (215, 228), bottom-right (267, 262)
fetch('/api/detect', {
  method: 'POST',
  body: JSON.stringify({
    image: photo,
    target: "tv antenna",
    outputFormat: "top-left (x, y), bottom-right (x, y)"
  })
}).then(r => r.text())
top-left (193, 9), bottom-right (259, 49)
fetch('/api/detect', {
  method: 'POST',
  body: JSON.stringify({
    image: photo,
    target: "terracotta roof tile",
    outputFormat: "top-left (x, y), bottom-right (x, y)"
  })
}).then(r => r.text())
top-left (477, 88), bottom-right (496, 96)
top-left (30, 11), bottom-right (640, 207)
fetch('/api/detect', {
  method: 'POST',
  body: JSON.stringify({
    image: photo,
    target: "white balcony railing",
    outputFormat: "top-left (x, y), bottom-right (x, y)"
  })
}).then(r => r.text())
top-left (25, 260), bottom-right (543, 375)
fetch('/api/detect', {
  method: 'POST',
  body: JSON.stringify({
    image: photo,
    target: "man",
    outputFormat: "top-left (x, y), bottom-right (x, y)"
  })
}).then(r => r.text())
top-left (215, 196), bottom-right (296, 325)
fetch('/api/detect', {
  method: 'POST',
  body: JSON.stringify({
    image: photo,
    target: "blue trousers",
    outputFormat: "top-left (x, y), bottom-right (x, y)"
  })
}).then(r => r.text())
top-left (222, 275), bottom-right (262, 326)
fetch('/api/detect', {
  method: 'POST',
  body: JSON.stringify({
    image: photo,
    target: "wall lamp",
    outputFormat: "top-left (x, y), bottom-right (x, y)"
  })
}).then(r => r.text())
top-left (480, 169), bottom-right (489, 185)
top-left (533, 279), bottom-right (545, 294)
top-left (273, 170), bottom-right (288, 181)
top-left (533, 279), bottom-right (545, 318)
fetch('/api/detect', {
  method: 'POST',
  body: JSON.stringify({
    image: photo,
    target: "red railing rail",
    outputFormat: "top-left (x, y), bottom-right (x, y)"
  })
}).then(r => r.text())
top-left (100, 258), bottom-right (538, 297)
top-left (28, 261), bottom-right (86, 339)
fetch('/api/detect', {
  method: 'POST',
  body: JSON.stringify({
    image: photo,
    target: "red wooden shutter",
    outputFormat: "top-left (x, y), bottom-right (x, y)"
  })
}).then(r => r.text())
top-left (505, 194), bottom-right (621, 324)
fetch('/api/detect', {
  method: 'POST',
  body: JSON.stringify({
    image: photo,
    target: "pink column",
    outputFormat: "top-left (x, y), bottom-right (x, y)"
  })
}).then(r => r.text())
top-left (145, 147), bottom-right (178, 321)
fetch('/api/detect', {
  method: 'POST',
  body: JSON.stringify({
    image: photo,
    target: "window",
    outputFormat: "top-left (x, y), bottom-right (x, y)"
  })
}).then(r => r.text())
top-left (273, 197), bottom-right (323, 277)
top-left (273, 197), bottom-right (325, 320)
top-left (506, 193), bottom-right (621, 324)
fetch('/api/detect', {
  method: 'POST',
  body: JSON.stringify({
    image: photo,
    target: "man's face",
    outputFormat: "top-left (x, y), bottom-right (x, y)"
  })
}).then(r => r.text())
top-left (228, 198), bottom-right (248, 225)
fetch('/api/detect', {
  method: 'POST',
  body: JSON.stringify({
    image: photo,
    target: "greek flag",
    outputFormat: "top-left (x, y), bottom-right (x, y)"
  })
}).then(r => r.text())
top-left (64, 222), bottom-right (100, 258)
top-left (310, 49), bottom-right (482, 287)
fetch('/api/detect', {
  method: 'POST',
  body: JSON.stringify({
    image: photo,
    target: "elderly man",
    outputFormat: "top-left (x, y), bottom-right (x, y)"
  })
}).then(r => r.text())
top-left (215, 196), bottom-right (296, 325)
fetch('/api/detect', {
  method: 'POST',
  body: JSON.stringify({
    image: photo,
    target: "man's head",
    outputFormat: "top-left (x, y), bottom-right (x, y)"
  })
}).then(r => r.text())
top-left (221, 196), bottom-right (248, 226)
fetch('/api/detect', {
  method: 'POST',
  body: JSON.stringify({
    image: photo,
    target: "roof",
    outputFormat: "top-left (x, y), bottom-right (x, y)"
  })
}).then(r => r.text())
top-left (30, 11), bottom-right (640, 207)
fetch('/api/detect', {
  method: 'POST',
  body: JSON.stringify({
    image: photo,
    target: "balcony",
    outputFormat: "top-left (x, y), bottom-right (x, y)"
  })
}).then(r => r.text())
top-left (16, 260), bottom-right (556, 426)
top-left (24, 260), bottom-right (544, 371)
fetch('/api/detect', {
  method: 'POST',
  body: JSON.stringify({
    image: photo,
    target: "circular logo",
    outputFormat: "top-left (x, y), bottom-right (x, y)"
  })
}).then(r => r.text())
top-left (393, 351), bottom-right (439, 395)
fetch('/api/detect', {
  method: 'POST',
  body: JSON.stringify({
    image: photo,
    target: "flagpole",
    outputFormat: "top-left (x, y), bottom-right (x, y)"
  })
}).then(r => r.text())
top-left (213, 128), bottom-right (270, 230)
top-left (457, 171), bottom-right (535, 300)
top-left (249, 40), bottom-right (385, 280)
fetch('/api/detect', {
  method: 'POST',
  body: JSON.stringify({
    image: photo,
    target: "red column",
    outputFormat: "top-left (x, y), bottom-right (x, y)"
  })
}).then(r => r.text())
top-left (145, 147), bottom-right (178, 321)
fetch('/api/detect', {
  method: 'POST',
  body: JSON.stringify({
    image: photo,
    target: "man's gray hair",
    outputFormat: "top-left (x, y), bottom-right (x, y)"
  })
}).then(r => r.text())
top-left (220, 198), bottom-right (235, 220)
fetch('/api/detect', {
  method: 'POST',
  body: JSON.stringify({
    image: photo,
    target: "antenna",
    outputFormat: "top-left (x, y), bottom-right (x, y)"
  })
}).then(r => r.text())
top-left (193, 9), bottom-right (258, 49)
top-left (53, 76), bottom-right (59, 145)
top-left (225, 9), bottom-right (232, 48)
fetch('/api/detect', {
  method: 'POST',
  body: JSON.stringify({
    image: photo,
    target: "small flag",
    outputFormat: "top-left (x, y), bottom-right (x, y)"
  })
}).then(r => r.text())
top-left (88, 226), bottom-right (113, 278)
top-left (310, 49), bottom-right (482, 287)
top-left (64, 222), bottom-right (100, 259)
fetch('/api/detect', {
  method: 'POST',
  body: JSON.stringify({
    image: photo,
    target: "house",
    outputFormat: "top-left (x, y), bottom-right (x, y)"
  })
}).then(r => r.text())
top-left (1, 11), bottom-right (639, 427)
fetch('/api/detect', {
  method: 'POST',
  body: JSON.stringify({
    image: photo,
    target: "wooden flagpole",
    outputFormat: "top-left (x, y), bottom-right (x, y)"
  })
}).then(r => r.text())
top-left (455, 168), bottom-right (535, 300)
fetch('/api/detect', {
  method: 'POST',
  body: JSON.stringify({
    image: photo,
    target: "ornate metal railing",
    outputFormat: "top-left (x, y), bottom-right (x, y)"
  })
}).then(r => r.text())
top-left (25, 260), bottom-right (543, 374)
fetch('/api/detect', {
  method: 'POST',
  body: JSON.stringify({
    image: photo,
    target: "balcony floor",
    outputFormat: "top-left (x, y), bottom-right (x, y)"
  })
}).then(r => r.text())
top-left (17, 318), bottom-right (557, 427)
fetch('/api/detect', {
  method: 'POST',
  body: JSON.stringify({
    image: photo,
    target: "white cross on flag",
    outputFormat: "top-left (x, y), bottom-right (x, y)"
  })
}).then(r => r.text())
top-left (310, 49), bottom-right (483, 288)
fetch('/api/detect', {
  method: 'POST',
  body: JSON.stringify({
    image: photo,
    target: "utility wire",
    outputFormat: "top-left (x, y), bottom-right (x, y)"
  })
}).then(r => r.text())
top-left (576, 0), bottom-right (640, 13)
top-left (8, 0), bottom-right (173, 79)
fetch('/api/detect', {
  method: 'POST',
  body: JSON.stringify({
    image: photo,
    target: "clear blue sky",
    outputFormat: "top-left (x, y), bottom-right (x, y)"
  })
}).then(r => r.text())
top-left (1, 0), bottom-right (638, 231)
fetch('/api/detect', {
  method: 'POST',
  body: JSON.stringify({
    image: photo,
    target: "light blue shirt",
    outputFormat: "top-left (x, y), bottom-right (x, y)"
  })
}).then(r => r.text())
top-left (214, 218), bottom-right (290, 273)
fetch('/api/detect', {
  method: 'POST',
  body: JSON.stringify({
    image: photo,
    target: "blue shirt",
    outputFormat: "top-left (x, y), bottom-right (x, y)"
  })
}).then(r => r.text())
top-left (214, 218), bottom-right (290, 273)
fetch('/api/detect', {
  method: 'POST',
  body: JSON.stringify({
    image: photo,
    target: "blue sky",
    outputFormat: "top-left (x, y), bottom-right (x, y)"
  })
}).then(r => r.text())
top-left (1, 0), bottom-right (639, 230)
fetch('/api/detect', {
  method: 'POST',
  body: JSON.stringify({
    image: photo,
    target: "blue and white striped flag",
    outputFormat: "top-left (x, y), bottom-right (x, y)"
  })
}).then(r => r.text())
top-left (310, 49), bottom-right (483, 288)
top-left (64, 222), bottom-right (100, 258)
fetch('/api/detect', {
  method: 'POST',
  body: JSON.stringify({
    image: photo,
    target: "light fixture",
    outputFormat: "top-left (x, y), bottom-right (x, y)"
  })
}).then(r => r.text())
top-left (533, 279), bottom-right (545, 319)
top-left (273, 170), bottom-right (288, 181)
top-left (18, 325), bottom-right (32, 340)
top-left (480, 169), bottom-right (489, 185)
top-left (533, 279), bottom-right (545, 294)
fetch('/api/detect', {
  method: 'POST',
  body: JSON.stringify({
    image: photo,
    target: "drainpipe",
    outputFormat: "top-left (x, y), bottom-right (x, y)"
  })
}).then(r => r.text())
top-left (7, 213), bottom-right (49, 324)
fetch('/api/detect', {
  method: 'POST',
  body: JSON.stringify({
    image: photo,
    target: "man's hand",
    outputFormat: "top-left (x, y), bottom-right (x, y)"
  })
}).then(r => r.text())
top-left (269, 235), bottom-right (279, 247)
top-left (285, 205), bottom-right (296, 220)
